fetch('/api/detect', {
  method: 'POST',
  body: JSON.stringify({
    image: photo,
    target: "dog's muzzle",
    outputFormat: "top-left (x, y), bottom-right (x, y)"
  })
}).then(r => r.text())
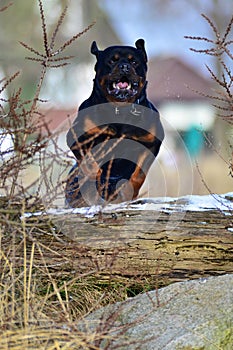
top-left (106, 63), bottom-right (144, 102)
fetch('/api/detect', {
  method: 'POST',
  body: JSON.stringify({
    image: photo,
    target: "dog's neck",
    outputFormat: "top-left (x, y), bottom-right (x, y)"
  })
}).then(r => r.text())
top-left (113, 97), bottom-right (145, 116)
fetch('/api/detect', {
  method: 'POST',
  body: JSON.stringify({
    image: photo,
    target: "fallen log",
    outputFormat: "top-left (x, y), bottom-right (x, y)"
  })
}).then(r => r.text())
top-left (50, 202), bottom-right (233, 285)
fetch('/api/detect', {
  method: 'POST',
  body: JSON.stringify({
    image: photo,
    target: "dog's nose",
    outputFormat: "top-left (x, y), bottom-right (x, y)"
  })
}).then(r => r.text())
top-left (119, 63), bottom-right (130, 73)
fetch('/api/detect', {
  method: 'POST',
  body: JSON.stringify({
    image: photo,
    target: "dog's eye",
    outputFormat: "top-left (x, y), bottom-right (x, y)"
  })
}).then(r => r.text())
top-left (128, 57), bottom-right (137, 65)
top-left (109, 55), bottom-right (119, 64)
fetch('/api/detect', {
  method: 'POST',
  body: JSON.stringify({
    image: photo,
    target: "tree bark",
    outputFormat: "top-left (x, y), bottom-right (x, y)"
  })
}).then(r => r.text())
top-left (52, 208), bottom-right (233, 284)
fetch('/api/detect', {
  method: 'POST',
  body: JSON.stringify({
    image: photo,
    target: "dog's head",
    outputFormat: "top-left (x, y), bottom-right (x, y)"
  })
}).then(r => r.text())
top-left (91, 39), bottom-right (148, 103)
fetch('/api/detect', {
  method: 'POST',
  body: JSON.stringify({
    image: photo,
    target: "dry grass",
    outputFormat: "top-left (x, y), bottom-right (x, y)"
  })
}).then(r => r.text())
top-left (0, 194), bottom-right (157, 349)
top-left (0, 205), bottom-right (123, 349)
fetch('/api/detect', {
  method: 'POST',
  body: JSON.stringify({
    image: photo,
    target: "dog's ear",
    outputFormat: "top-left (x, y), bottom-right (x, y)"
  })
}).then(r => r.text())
top-left (135, 39), bottom-right (147, 62)
top-left (91, 41), bottom-right (99, 57)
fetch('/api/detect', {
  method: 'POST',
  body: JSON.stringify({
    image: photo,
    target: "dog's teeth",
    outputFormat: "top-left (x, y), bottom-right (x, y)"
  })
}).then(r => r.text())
top-left (113, 81), bottom-right (131, 90)
top-left (112, 82), bottom-right (120, 90)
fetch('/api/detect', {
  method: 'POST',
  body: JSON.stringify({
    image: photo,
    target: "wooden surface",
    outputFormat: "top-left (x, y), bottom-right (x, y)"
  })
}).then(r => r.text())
top-left (51, 207), bottom-right (233, 284)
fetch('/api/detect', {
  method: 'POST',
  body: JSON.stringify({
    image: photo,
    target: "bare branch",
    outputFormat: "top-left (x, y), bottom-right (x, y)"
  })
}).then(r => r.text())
top-left (50, 5), bottom-right (68, 51)
top-left (222, 14), bottom-right (233, 42)
top-left (201, 13), bottom-right (220, 40)
top-left (0, 2), bottom-right (13, 12)
top-left (184, 35), bottom-right (214, 44)
top-left (53, 21), bottom-right (95, 56)
top-left (19, 41), bottom-right (46, 58)
top-left (38, 0), bottom-right (49, 57)
top-left (0, 71), bottom-right (20, 95)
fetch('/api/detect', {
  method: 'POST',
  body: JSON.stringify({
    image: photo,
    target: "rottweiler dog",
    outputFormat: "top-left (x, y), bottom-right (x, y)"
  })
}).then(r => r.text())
top-left (65, 39), bottom-right (164, 207)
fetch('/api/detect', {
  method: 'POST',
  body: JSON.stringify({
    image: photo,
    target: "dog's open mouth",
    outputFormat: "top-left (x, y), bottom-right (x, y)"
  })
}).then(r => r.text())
top-left (107, 76), bottom-right (140, 101)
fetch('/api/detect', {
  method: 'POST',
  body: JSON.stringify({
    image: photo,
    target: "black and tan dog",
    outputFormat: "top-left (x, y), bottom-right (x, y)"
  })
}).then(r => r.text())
top-left (65, 39), bottom-right (164, 207)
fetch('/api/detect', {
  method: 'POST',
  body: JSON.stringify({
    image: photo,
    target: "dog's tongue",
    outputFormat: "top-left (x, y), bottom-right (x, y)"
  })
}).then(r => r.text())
top-left (117, 81), bottom-right (128, 89)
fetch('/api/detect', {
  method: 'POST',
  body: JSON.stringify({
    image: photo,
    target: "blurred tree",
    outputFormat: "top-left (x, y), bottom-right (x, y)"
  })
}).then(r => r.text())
top-left (0, 0), bottom-right (67, 99)
top-left (0, 0), bottom-right (120, 102)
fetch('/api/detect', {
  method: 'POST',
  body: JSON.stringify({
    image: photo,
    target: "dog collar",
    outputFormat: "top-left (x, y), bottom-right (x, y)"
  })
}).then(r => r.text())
top-left (114, 100), bottom-right (142, 117)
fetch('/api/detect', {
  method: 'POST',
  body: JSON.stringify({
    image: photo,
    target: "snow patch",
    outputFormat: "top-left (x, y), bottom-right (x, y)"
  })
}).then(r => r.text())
top-left (22, 193), bottom-right (233, 219)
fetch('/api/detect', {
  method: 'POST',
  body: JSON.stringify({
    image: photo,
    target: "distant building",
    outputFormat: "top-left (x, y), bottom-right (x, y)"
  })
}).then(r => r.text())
top-left (147, 56), bottom-right (215, 132)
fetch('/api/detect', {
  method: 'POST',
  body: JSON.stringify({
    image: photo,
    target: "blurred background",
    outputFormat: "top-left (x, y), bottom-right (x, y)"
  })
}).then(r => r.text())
top-left (0, 0), bottom-right (232, 198)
